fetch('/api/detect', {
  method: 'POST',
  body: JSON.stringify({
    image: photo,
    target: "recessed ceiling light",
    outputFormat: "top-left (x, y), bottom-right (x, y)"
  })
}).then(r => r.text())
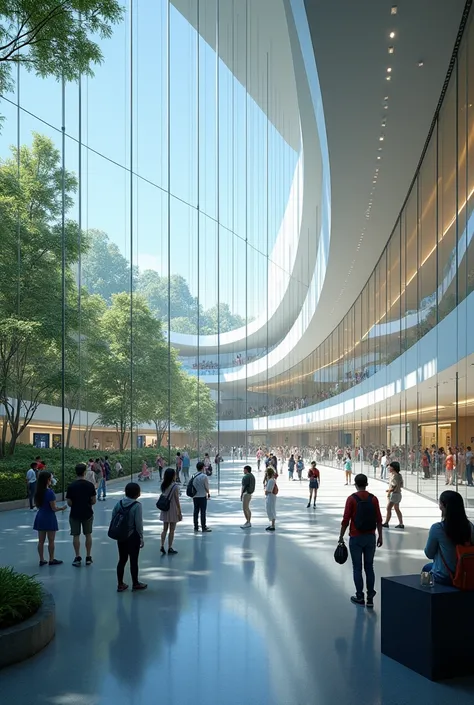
top-left (418, 60), bottom-right (424, 67)
top-left (379, 136), bottom-right (384, 141)
top-left (387, 67), bottom-right (392, 73)
top-left (391, 6), bottom-right (398, 15)
top-left (384, 105), bottom-right (389, 109)
top-left (377, 156), bottom-right (381, 160)
top-left (390, 31), bottom-right (396, 39)
top-left (386, 76), bottom-right (391, 81)
top-left (388, 46), bottom-right (394, 54)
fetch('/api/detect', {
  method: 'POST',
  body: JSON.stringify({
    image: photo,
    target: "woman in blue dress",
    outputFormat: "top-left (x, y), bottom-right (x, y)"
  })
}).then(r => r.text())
top-left (33, 471), bottom-right (67, 566)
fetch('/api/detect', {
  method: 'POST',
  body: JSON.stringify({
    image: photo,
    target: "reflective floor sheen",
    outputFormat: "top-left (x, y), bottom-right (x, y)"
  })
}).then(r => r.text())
top-left (1, 462), bottom-right (474, 704)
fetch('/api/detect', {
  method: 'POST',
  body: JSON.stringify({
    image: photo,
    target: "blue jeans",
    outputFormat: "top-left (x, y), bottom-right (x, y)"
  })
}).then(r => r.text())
top-left (349, 534), bottom-right (376, 598)
top-left (421, 562), bottom-right (452, 586)
top-left (467, 464), bottom-right (473, 486)
top-left (97, 478), bottom-right (107, 499)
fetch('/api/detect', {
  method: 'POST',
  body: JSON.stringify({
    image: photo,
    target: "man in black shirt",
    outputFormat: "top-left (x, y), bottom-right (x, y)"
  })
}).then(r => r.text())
top-left (66, 463), bottom-right (97, 567)
top-left (241, 465), bottom-right (255, 529)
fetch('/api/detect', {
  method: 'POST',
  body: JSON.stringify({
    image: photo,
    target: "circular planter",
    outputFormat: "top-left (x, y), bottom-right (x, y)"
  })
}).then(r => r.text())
top-left (0, 589), bottom-right (55, 669)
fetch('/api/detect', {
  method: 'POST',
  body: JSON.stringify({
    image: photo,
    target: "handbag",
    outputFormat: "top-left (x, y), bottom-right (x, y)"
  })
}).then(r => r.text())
top-left (334, 540), bottom-right (348, 565)
top-left (156, 483), bottom-right (175, 512)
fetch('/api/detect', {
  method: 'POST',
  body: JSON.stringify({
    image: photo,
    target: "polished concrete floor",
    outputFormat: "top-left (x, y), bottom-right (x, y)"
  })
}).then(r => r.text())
top-left (1, 462), bottom-right (474, 704)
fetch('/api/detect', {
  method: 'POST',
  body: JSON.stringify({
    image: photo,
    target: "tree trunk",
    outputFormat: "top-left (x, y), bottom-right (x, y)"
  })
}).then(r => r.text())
top-left (154, 421), bottom-right (166, 448)
top-left (66, 408), bottom-right (77, 448)
top-left (0, 416), bottom-right (8, 458)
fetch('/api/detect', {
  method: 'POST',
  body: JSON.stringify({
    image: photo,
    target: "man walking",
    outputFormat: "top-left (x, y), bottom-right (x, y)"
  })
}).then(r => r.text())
top-left (339, 473), bottom-right (383, 608)
top-left (26, 462), bottom-right (38, 510)
top-left (182, 452), bottom-right (191, 483)
top-left (66, 463), bottom-right (97, 567)
top-left (192, 461), bottom-right (212, 533)
top-left (241, 465), bottom-right (255, 529)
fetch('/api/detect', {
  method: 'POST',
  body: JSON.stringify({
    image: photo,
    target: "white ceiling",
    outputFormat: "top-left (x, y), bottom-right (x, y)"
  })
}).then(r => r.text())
top-left (304, 0), bottom-right (468, 346)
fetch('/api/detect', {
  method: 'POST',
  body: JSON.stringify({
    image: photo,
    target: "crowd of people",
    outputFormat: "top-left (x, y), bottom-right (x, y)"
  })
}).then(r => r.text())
top-left (26, 443), bottom-right (474, 604)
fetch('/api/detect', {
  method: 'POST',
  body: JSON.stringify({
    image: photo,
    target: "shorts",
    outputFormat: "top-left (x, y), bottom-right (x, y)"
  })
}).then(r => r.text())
top-left (388, 492), bottom-right (402, 505)
top-left (309, 480), bottom-right (319, 489)
top-left (242, 493), bottom-right (252, 511)
top-left (69, 516), bottom-right (93, 536)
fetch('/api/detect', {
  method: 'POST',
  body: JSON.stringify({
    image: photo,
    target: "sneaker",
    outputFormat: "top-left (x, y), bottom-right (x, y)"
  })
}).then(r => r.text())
top-left (85, 556), bottom-right (93, 566)
top-left (265, 526), bottom-right (276, 532)
top-left (168, 548), bottom-right (178, 555)
top-left (313, 504), bottom-right (316, 508)
top-left (240, 522), bottom-right (251, 529)
top-left (395, 524), bottom-right (405, 530)
top-left (350, 595), bottom-right (365, 606)
top-left (306, 503), bottom-right (311, 508)
top-left (202, 528), bottom-right (212, 533)
top-left (194, 527), bottom-right (200, 532)
top-left (160, 546), bottom-right (166, 554)
top-left (132, 582), bottom-right (148, 591)
top-left (39, 560), bottom-right (48, 567)
top-left (49, 559), bottom-right (63, 566)
top-left (117, 583), bottom-right (129, 592)
top-left (382, 522), bottom-right (389, 528)
top-left (366, 596), bottom-right (374, 609)
top-left (72, 556), bottom-right (82, 568)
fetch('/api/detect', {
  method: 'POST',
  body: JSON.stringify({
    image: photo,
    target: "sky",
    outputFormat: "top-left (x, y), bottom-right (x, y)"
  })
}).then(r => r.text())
top-left (0, 0), bottom-right (299, 319)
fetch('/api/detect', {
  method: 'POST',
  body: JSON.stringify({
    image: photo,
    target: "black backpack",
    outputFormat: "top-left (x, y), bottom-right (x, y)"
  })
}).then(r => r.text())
top-left (353, 493), bottom-right (377, 532)
top-left (186, 474), bottom-right (198, 498)
top-left (108, 500), bottom-right (137, 541)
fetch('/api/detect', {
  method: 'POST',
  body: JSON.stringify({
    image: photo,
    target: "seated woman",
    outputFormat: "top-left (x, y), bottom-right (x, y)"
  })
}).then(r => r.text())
top-left (423, 490), bottom-right (474, 585)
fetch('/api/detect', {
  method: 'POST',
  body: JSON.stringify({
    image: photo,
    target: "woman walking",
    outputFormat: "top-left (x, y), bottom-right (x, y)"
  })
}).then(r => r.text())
top-left (287, 453), bottom-right (296, 480)
top-left (296, 456), bottom-right (304, 481)
top-left (33, 470), bottom-right (67, 566)
top-left (112, 482), bottom-right (147, 592)
top-left (382, 461), bottom-right (404, 529)
top-left (371, 452), bottom-right (379, 477)
top-left (159, 468), bottom-right (182, 555)
top-left (265, 468), bottom-right (277, 531)
top-left (344, 453), bottom-right (352, 485)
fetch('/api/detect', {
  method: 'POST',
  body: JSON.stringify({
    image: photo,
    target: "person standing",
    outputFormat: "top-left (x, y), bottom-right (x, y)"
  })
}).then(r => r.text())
top-left (296, 456), bottom-right (304, 481)
top-left (287, 453), bottom-right (296, 480)
top-left (344, 453), bottom-right (352, 485)
top-left (421, 448), bottom-right (431, 479)
top-left (182, 452), bottom-right (191, 483)
top-left (339, 473), bottom-right (383, 608)
top-left (175, 452), bottom-right (183, 483)
top-left (112, 482), bottom-right (147, 592)
top-left (26, 462), bottom-right (38, 510)
top-left (382, 461), bottom-right (404, 529)
top-left (193, 461), bottom-right (212, 532)
top-left (256, 447), bottom-right (263, 472)
top-left (240, 465), bottom-right (255, 529)
top-left (379, 451), bottom-right (388, 480)
top-left (203, 452), bottom-right (212, 475)
top-left (156, 454), bottom-right (165, 481)
top-left (35, 456), bottom-right (46, 471)
top-left (371, 452), bottom-right (379, 477)
top-left (466, 446), bottom-right (474, 486)
top-left (159, 468), bottom-right (182, 555)
top-left (66, 463), bottom-right (97, 567)
top-left (85, 461), bottom-right (98, 487)
top-left (444, 447), bottom-right (455, 486)
top-left (33, 471), bottom-right (67, 566)
top-left (264, 468), bottom-right (277, 531)
top-left (307, 461), bottom-right (320, 508)
top-left (115, 459), bottom-right (124, 477)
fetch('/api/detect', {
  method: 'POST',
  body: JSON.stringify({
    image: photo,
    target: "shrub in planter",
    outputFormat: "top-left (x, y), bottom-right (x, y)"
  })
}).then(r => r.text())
top-left (0, 567), bottom-right (43, 629)
top-left (0, 473), bottom-right (26, 502)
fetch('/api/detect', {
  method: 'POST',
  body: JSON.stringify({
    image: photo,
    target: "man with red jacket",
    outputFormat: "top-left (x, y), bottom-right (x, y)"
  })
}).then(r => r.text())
top-left (339, 473), bottom-right (383, 608)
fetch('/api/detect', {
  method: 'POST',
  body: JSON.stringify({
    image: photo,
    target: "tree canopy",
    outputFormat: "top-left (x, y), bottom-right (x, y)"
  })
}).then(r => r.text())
top-left (0, 0), bottom-right (123, 98)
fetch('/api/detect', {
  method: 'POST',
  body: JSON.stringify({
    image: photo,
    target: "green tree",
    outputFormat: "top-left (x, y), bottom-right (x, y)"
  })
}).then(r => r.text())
top-left (0, 0), bottom-right (123, 98)
top-left (200, 302), bottom-right (246, 335)
top-left (0, 133), bottom-right (82, 455)
top-left (137, 271), bottom-right (198, 324)
top-left (180, 375), bottom-right (216, 448)
top-left (82, 229), bottom-right (132, 302)
top-left (89, 292), bottom-right (169, 451)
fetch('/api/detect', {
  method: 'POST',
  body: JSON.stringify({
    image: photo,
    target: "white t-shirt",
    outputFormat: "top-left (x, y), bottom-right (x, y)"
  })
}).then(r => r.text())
top-left (26, 469), bottom-right (37, 484)
top-left (381, 456), bottom-right (388, 467)
top-left (115, 462), bottom-right (122, 471)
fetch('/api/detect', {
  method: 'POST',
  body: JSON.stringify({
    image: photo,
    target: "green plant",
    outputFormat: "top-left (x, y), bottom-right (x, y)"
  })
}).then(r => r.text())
top-left (0, 567), bottom-right (43, 629)
top-left (0, 472), bottom-right (25, 501)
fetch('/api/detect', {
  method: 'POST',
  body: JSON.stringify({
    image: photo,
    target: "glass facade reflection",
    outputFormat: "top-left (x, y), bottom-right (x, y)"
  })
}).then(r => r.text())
top-left (1, 0), bottom-right (473, 509)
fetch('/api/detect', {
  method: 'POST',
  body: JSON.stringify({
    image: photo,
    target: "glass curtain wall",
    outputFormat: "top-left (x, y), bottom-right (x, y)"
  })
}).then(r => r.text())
top-left (259, 9), bottom-right (474, 506)
top-left (0, 0), bottom-right (301, 491)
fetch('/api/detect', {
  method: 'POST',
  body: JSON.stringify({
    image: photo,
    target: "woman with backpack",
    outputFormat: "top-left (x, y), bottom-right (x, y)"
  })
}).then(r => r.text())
top-left (422, 490), bottom-right (474, 586)
top-left (159, 468), bottom-right (182, 555)
top-left (264, 468), bottom-right (277, 531)
top-left (111, 482), bottom-right (147, 592)
top-left (344, 453), bottom-right (352, 485)
top-left (382, 461), bottom-right (404, 529)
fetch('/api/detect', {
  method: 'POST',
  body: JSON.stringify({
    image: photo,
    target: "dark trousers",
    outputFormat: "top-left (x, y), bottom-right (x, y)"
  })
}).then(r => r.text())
top-left (193, 496), bottom-right (207, 529)
top-left (349, 534), bottom-right (376, 598)
top-left (467, 464), bottom-right (473, 486)
top-left (28, 481), bottom-right (36, 509)
top-left (117, 531), bottom-right (141, 586)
